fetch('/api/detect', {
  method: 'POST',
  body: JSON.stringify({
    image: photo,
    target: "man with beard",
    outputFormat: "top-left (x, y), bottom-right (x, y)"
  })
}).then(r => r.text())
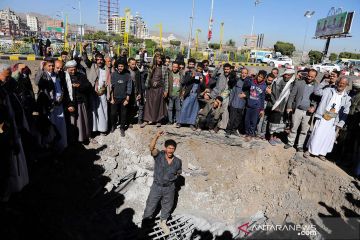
top-left (178, 62), bottom-right (206, 130)
top-left (82, 43), bottom-right (109, 136)
top-left (166, 61), bottom-right (183, 126)
top-left (320, 70), bottom-right (340, 89)
top-left (35, 58), bottom-right (69, 152)
top-left (256, 72), bottom-right (276, 139)
top-left (226, 68), bottom-right (249, 136)
top-left (209, 63), bottom-right (232, 131)
top-left (127, 57), bottom-right (144, 127)
top-left (0, 63), bottom-right (29, 202)
top-left (202, 59), bottom-right (211, 88)
top-left (65, 60), bottom-right (92, 143)
top-left (284, 69), bottom-right (318, 152)
top-left (268, 69), bottom-right (296, 146)
top-left (110, 61), bottom-right (132, 136)
top-left (305, 78), bottom-right (351, 161)
top-left (197, 96), bottom-right (224, 130)
top-left (141, 54), bottom-right (168, 128)
top-left (11, 63), bottom-right (36, 122)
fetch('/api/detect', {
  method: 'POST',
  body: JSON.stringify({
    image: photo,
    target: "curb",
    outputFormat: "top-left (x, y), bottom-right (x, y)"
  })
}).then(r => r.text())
top-left (0, 54), bottom-right (61, 61)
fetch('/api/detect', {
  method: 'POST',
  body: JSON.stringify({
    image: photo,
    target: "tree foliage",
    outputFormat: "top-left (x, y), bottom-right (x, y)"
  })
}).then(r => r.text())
top-left (274, 41), bottom-right (296, 56)
top-left (170, 40), bottom-right (181, 47)
top-left (226, 39), bottom-right (236, 47)
top-left (209, 43), bottom-right (220, 50)
top-left (329, 53), bottom-right (338, 61)
top-left (338, 51), bottom-right (360, 59)
top-left (308, 50), bottom-right (323, 64)
top-left (145, 39), bottom-right (157, 49)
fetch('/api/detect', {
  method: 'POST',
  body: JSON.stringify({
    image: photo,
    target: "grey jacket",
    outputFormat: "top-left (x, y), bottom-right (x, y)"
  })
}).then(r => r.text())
top-left (210, 72), bottom-right (230, 99)
top-left (314, 87), bottom-right (352, 128)
top-left (287, 79), bottom-right (318, 110)
top-left (198, 99), bottom-right (224, 121)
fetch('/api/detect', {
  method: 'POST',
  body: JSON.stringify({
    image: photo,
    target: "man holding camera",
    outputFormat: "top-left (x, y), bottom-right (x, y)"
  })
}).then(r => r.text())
top-left (284, 69), bottom-right (318, 152)
top-left (178, 62), bottom-right (206, 130)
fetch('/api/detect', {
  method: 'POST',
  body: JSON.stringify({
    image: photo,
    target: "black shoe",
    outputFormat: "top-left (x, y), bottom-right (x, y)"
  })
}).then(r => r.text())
top-left (284, 144), bottom-right (292, 149)
top-left (233, 131), bottom-right (240, 137)
top-left (110, 126), bottom-right (116, 133)
top-left (120, 128), bottom-right (125, 137)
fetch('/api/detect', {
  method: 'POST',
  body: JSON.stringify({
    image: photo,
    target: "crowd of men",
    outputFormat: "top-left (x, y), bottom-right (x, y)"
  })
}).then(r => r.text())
top-left (1, 45), bottom-right (360, 202)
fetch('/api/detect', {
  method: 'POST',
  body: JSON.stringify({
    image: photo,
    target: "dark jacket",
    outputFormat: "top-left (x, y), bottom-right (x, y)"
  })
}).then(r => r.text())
top-left (181, 70), bottom-right (206, 99)
top-left (35, 70), bottom-right (71, 114)
top-left (69, 72), bottom-right (92, 108)
top-left (111, 71), bottom-right (132, 101)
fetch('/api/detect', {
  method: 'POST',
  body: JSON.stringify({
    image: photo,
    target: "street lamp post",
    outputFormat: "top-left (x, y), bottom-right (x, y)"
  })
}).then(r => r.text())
top-left (187, 0), bottom-right (195, 59)
top-left (301, 10), bottom-right (315, 63)
top-left (78, 0), bottom-right (83, 42)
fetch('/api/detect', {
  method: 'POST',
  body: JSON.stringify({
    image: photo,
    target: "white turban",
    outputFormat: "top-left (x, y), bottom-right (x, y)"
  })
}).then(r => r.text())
top-left (281, 69), bottom-right (295, 76)
top-left (65, 60), bottom-right (77, 68)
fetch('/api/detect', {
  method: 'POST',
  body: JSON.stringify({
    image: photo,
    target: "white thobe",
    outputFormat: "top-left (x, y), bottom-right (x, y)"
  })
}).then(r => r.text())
top-left (307, 92), bottom-right (343, 156)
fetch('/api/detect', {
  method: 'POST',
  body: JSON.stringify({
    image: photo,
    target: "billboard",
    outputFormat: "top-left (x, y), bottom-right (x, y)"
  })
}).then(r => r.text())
top-left (315, 11), bottom-right (354, 37)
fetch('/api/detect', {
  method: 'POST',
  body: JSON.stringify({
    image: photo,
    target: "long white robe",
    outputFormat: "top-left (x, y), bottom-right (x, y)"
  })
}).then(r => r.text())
top-left (92, 68), bottom-right (108, 132)
top-left (307, 92), bottom-right (343, 156)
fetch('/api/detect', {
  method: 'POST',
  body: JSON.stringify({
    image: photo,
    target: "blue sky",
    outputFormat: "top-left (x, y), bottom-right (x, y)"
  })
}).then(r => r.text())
top-left (1, 0), bottom-right (359, 53)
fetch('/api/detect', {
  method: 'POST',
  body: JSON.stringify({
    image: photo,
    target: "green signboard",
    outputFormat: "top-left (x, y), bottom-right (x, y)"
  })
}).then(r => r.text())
top-left (47, 27), bottom-right (63, 33)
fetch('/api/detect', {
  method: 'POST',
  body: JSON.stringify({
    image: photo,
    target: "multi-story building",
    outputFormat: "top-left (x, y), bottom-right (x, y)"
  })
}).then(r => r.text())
top-left (107, 14), bottom-right (125, 35)
top-left (131, 12), bottom-right (149, 39)
top-left (0, 8), bottom-right (29, 36)
top-left (26, 14), bottom-right (39, 32)
top-left (107, 11), bottom-right (149, 39)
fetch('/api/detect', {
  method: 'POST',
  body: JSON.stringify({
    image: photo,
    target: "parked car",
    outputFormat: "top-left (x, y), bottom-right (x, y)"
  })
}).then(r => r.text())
top-left (341, 67), bottom-right (360, 76)
top-left (312, 63), bottom-right (341, 73)
top-left (268, 56), bottom-right (293, 68)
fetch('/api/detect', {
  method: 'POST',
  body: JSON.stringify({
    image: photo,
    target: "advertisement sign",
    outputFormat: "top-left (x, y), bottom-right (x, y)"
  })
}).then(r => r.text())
top-left (315, 12), bottom-right (348, 37)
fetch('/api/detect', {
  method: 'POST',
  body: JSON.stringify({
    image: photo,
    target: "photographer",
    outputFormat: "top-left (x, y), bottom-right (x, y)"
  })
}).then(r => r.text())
top-left (178, 62), bottom-right (206, 130)
top-left (284, 69), bottom-right (319, 152)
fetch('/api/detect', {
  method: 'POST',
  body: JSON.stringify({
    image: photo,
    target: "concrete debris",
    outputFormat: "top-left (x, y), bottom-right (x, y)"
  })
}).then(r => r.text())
top-left (90, 125), bottom-right (359, 239)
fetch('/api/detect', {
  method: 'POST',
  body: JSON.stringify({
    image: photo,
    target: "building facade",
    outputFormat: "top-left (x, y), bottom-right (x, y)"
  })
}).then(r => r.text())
top-left (106, 11), bottom-right (149, 39)
top-left (26, 14), bottom-right (39, 32)
top-left (0, 8), bottom-right (29, 36)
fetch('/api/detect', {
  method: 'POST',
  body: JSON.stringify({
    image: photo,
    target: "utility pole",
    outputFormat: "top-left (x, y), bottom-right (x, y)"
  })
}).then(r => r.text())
top-left (187, 0), bottom-right (195, 59)
top-left (251, 0), bottom-right (261, 48)
top-left (219, 22), bottom-right (224, 51)
top-left (301, 10), bottom-right (315, 62)
top-left (207, 0), bottom-right (214, 49)
top-left (79, 0), bottom-right (82, 42)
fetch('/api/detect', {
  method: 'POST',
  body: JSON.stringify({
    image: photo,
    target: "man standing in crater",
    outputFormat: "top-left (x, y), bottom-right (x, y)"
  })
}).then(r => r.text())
top-left (142, 131), bottom-right (182, 236)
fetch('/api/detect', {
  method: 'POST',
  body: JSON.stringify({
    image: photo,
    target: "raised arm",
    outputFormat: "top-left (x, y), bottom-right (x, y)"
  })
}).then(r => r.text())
top-left (149, 131), bottom-right (164, 157)
top-left (82, 43), bottom-right (93, 69)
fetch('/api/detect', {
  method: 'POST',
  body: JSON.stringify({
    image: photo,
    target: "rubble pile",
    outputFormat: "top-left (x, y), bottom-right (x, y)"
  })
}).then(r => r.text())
top-left (89, 125), bottom-right (359, 238)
